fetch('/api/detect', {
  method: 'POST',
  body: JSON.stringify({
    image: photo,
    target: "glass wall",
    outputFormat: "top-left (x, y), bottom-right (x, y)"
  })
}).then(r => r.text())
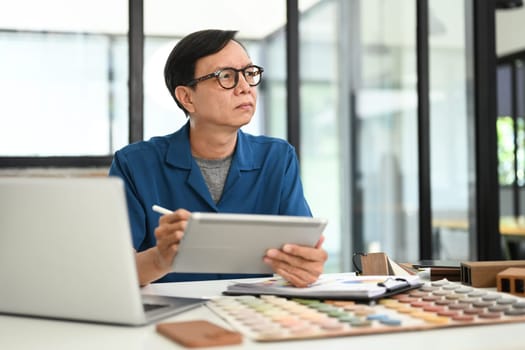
top-left (353, 0), bottom-right (419, 262)
top-left (496, 6), bottom-right (525, 260)
top-left (0, 0), bottom-right (482, 269)
top-left (428, 0), bottom-right (473, 260)
top-left (496, 58), bottom-right (525, 258)
top-left (295, 0), bottom-right (475, 267)
top-left (497, 63), bottom-right (524, 189)
top-left (298, 0), bottom-right (343, 271)
top-left (297, 0), bottom-right (421, 268)
top-left (497, 61), bottom-right (525, 210)
top-left (0, 0), bottom-right (129, 156)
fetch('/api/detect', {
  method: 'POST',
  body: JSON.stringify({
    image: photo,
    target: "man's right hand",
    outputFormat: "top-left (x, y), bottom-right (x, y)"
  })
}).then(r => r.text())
top-left (153, 208), bottom-right (192, 271)
top-left (135, 208), bottom-right (192, 286)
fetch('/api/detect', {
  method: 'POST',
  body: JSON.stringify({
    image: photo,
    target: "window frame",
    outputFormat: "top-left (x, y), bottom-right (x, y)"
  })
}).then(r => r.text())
top-left (0, 0), bottom-right (300, 168)
top-left (0, 0), bottom-right (138, 168)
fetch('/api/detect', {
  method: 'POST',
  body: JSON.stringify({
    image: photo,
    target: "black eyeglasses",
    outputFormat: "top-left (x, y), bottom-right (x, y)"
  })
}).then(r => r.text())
top-left (185, 65), bottom-right (264, 90)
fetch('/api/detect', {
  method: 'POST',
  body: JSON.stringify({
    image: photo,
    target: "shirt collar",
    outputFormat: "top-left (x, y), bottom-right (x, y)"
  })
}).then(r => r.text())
top-left (165, 121), bottom-right (257, 170)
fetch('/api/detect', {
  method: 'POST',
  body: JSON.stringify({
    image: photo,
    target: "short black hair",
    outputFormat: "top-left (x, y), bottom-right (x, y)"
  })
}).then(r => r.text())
top-left (164, 29), bottom-right (239, 116)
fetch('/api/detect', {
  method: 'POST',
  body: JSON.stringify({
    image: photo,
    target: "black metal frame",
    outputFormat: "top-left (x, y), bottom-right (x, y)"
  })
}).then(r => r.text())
top-left (416, 0), bottom-right (433, 260)
top-left (128, 0), bottom-right (144, 144)
top-left (286, 0), bottom-right (301, 160)
top-left (346, 0), bottom-right (364, 257)
top-left (0, 156), bottom-right (113, 168)
top-left (512, 62), bottom-right (520, 217)
top-left (471, 0), bottom-right (502, 260)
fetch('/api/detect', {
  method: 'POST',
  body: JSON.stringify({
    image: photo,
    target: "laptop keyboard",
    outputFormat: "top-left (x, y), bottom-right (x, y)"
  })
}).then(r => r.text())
top-left (143, 303), bottom-right (169, 312)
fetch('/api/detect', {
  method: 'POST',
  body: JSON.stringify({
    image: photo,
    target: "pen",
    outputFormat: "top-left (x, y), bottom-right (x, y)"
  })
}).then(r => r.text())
top-left (152, 204), bottom-right (173, 215)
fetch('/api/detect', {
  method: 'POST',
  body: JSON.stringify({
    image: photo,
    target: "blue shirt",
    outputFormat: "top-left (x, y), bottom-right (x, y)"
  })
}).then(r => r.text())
top-left (109, 122), bottom-right (312, 283)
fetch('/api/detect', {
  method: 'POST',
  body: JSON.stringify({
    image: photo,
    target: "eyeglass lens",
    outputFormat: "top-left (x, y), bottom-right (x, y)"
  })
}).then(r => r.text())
top-left (217, 66), bottom-right (262, 89)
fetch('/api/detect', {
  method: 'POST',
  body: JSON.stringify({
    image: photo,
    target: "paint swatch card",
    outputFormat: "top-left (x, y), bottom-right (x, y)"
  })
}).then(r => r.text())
top-left (223, 273), bottom-right (423, 301)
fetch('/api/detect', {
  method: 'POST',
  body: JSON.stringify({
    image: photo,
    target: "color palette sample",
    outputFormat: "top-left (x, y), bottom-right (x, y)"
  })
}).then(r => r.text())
top-left (207, 279), bottom-right (525, 342)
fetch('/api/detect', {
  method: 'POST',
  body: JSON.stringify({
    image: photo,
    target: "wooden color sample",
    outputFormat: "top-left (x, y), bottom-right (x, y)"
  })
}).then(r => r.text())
top-left (156, 320), bottom-right (242, 348)
top-left (360, 252), bottom-right (390, 275)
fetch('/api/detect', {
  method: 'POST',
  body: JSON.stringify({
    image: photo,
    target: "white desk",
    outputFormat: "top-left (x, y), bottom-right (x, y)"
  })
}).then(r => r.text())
top-left (1, 278), bottom-right (524, 350)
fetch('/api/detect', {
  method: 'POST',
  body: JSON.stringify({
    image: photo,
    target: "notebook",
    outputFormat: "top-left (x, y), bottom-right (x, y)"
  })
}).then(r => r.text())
top-left (0, 176), bottom-right (205, 326)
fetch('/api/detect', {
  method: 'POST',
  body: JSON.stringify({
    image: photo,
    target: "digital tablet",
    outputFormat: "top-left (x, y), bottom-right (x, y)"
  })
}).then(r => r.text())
top-left (171, 212), bottom-right (328, 274)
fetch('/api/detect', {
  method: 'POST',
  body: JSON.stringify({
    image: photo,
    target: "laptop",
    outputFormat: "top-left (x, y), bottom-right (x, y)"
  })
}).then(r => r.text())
top-left (0, 176), bottom-right (205, 326)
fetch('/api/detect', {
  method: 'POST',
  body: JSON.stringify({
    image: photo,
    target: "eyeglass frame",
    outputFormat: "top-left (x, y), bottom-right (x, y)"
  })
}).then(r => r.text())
top-left (185, 64), bottom-right (264, 90)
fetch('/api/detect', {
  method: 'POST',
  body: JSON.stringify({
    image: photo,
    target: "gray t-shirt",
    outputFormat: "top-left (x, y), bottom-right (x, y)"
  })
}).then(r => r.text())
top-left (194, 155), bottom-right (232, 203)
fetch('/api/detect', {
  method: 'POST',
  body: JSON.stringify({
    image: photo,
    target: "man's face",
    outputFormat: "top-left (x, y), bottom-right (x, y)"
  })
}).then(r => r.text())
top-left (188, 40), bottom-right (258, 131)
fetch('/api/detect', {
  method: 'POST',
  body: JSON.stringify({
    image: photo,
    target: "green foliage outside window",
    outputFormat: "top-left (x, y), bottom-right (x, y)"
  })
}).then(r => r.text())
top-left (497, 116), bottom-right (525, 186)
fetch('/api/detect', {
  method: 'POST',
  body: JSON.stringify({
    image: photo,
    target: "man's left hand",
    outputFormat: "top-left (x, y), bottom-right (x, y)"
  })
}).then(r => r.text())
top-left (263, 235), bottom-right (328, 287)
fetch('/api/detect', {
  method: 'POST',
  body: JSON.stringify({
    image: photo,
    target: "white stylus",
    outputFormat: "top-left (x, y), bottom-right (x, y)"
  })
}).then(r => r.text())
top-left (152, 204), bottom-right (173, 215)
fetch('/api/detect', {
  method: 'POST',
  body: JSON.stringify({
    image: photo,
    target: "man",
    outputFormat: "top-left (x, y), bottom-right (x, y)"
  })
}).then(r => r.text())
top-left (109, 29), bottom-right (327, 287)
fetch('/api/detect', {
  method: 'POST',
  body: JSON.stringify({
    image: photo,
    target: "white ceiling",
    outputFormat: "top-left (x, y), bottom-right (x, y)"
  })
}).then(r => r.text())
top-left (0, 0), bottom-right (320, 39)
top-left (145, 0), bottom-right (319, 39)
top-left (1, 0), bottom-right (523, 54)
top-left (0, 0), bottom-right (129, 35)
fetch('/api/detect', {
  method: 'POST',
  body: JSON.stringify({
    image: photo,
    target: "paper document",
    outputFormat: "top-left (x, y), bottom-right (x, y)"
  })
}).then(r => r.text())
top-left (223, 273), bottom-right (423, 301)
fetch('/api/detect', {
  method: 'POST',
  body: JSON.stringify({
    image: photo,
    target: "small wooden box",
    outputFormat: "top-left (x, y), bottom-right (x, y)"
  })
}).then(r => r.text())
top-left (497, 267), bottom-right (525, 297)
top-left (460, 260), bottom-right (525, 287)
